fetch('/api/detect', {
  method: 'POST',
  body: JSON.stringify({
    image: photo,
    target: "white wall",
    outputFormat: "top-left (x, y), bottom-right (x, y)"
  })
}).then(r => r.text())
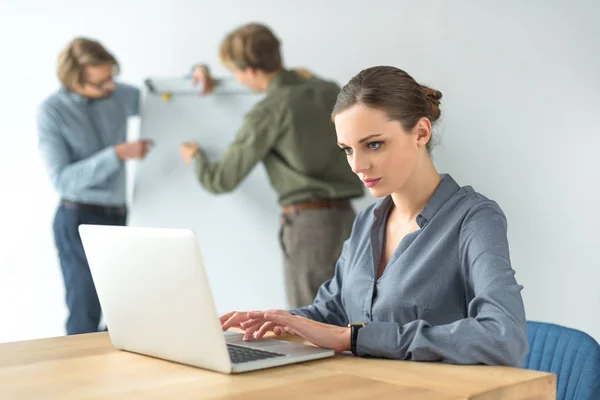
top-left (1, 0), bottom-right (598, 343)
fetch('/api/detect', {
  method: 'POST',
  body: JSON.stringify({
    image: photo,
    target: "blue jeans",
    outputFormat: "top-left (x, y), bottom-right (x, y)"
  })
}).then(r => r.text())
top-left (53, 203), bottom-right (126, 335)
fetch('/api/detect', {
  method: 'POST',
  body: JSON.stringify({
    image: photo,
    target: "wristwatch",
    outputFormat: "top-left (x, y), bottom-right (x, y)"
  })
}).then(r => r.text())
top-left (348, 322), bottom-right (367, 356)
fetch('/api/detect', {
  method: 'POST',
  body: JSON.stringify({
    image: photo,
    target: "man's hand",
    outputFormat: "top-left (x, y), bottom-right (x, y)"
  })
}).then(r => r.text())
top-left (191, 64), bottom-right (214, 95)
top-left (114, 140), bottom-right (153, 160)
top-left (179, 141), bottom-right (201, 165)
top-left (295, 68), bottom-right (313, 79)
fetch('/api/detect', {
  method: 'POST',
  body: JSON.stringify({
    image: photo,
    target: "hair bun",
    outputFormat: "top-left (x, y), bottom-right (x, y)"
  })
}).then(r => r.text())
top-left (421, 85), bottom-right (442, 122)
top-left (422, 85), bottom-right (442, 103)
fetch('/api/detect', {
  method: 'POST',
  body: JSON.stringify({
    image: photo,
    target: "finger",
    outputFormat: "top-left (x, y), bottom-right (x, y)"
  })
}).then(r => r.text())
top-left (142, 144), bottom-right (151, 157)
top-left (222, 312), bottom-right (246, 331)
top-left (247, 311), bottom-right (267, 319)
top-left (240, 321), bottom-right (265, 334)
top-left (243, 321), bottom-right (264, 341)
top-left (221, 315), bottom-right (236, 331)
top-left (263, 312), bottom-right (295, 326)
top-left (241, 311), bottom-right (271, 329)
top-left (285, 327), bottom-right (300, 336)
top-left (134, 145), bottom-right (144, 159)
top-left (240, 318), bottom-right (263, 329)
top-left (273, 326), bottom-right (289, 336)
top-left (219, 311), bottom-right (236, 325)
top-left (247, 309), bottom-right (282, 319)
top-left (255, 322), bottom-right (277, 339)
top-left (202, 77), bottom-right (214, 94)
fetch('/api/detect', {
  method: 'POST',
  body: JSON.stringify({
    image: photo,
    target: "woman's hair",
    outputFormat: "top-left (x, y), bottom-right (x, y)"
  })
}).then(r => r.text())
top-left (57, 37), bottom-right (119, 90)
top-left (332, 66), bottom-right (442, 152)
top-left (219, 23), bottom-right (282, 73)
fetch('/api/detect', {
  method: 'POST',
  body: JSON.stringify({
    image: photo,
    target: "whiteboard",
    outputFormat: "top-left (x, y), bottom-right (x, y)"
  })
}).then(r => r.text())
top-left (128, 77), bottom-right (287, 312)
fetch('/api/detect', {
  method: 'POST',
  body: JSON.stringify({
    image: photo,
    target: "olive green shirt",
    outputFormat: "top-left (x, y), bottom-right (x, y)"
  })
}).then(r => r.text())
top-left (193, 70), bottom-right (363, 207)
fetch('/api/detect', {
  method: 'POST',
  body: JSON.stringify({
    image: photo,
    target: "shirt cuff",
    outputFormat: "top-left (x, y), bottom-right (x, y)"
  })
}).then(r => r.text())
top-left (356, 321), bottom-right (404, 358)
top-left (193, 148), bottom-right (208, 169)
top-left (288, 308), bottom-right (306, 317)
top-left (102, 145), bottom-right (123, 171)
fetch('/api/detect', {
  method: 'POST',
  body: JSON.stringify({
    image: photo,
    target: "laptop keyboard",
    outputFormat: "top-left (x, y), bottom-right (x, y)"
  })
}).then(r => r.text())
top-left (227, 343), bottom-right (286, 364)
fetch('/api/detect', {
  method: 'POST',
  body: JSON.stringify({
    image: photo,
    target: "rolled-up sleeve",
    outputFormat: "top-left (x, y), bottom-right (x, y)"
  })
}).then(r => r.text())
top-left (37, 102), bottom-right (122, 194)
top-left (356, 203), bottom-right (529, 367)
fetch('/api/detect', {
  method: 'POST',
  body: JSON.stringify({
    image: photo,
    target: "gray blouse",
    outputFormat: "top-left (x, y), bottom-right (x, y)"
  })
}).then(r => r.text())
top-left (290, 174), bottom-right (528, 366)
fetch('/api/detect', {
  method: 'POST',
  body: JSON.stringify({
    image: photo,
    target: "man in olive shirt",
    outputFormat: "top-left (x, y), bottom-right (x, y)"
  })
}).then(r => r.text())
top-left (179, 23), bottom-right (363, 308)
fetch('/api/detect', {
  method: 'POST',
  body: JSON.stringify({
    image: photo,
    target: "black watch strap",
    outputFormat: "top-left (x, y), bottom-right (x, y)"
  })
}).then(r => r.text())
top-left (350, 323), bottom-right (366, 356)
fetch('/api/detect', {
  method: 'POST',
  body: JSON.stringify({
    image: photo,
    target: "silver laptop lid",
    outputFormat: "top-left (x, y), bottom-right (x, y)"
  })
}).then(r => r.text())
top-left (79, 225), bottom-right (233, 373)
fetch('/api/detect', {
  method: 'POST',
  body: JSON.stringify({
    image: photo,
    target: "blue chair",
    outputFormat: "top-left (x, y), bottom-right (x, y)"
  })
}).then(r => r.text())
top-left (524, 321), bottom-right (600, 400)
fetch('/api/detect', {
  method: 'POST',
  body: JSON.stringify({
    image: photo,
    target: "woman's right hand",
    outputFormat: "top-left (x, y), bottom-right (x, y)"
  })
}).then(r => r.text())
top-left (191, 64), bottom-right (214, 95)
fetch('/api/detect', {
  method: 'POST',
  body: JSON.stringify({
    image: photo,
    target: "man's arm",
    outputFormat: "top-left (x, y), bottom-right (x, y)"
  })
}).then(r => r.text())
top-left (37, 102), bottom-right (122, 194)
top-left (193, 107), bottom-right (279, 193)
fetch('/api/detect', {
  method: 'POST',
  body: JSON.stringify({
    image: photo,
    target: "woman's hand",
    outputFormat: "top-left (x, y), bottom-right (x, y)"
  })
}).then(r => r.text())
top-left (220, 310), bottom-right (253, 331)
top-left (247, 310), bottom-right (351, 352)
top-left (220, 310), bottom-right (288, 340)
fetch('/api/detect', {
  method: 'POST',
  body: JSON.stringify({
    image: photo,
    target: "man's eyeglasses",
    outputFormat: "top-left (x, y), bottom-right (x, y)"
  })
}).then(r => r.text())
top-left (82, 75), bottom-right (116, 91)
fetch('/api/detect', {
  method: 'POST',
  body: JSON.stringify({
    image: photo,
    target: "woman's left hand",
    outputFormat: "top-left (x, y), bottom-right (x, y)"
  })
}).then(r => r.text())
top-left (245, 310), bottom-right (351, 352)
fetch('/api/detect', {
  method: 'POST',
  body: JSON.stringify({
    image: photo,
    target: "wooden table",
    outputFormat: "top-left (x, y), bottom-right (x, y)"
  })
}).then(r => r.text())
top-left (0, 332), bottom-right (556, 399)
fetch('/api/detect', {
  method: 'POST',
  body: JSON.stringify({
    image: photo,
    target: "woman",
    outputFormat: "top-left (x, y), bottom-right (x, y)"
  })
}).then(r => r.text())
top-left (220, 66), bottom-right (529, 366)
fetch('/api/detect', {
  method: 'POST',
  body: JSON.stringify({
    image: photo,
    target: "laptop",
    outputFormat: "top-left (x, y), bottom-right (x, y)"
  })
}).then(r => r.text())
top-left (78, 224), bottom-right (334, 373)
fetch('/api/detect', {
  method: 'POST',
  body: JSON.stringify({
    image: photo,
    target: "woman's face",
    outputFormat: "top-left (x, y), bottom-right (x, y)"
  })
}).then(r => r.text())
top-left (334, 104), bottom-right (430, 197)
